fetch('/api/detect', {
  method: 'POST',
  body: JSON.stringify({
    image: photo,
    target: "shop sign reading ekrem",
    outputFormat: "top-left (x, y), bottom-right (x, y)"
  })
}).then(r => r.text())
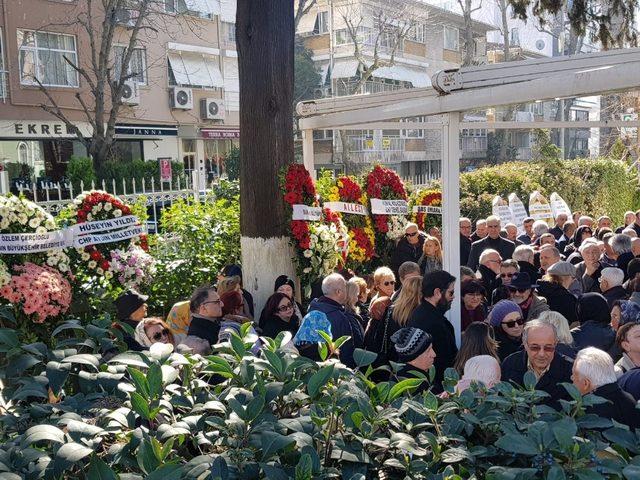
top-left (1, 121), bottom-right (179, 139)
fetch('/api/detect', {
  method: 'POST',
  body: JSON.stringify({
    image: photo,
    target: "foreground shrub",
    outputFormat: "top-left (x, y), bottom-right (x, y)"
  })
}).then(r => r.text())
top-left (1, 324), bottom-right (640, 479)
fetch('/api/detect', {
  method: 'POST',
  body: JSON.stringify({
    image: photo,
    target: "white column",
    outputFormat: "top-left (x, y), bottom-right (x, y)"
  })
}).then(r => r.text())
top-left (442, 112), bottom-right (462, 346)
top-left (302, 129), bottom-right (316, 177)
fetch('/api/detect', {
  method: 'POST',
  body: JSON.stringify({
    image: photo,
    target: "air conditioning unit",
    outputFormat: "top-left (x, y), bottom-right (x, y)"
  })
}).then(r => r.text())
top-left (536, 39), bottom-right (546, 51)
top-left (313, 86), bottom-right (331, 99)
top-left (200, 98), bottom-right (225, 120)
top-left (171, 87), bottom-right (193, 110)
top-left (120, 80), bottom-right (140, 106)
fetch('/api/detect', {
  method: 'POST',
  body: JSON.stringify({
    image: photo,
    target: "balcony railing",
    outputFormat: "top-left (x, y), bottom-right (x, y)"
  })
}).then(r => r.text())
top-left (460, 137), bottom-right (487, 158)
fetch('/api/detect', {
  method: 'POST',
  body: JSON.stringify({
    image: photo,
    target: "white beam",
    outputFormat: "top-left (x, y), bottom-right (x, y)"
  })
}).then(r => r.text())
top-left (301, 130), bottom-right (315, 178)
top-left (299, 62), bottom-right (640, 130)
top-left (463, 120), bottom-right (640, 129)
top-left (442, 112), bottom-right (462, 347)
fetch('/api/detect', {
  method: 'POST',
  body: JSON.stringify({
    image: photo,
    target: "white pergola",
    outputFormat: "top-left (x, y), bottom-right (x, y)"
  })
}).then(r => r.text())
top-left (298, 47), bottom-right (640, 344)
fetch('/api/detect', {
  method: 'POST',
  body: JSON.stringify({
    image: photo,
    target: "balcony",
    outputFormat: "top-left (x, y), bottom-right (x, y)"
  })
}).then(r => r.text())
top-left (339, 135), bottom-right (406, 164)
top-left (460, 136), bottom-right (487, 159)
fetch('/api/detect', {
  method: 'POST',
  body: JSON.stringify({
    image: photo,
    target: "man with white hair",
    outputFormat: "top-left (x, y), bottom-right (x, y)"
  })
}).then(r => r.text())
top-left (504, 223), bottom-right (522, 247)
top-left (390, 222), bottom-right (426, 280)
top-left (460, 217), bottom-right (473, 266)
top-left (467, 215), bottom-right (515, 271)
top-left (471, 218), bottom-right (488, 243)
top-left (476, 249), bottom-right (502, 299)
top-left (532, 220), bottom-right (550, 245)
top-left (632, 238), bottom-right (640, 258)
top-left (599, 267), bottom-right (628, 308)
top-left (612, 233), bottom-right (635, 280)
top-left (575, 241), bottom-right (604, 293)
top-left (513, 244), bottom-right (539, 282)
top-left (632, 209), bottom-right (640, 237)
top-left (308, 273), bottom-right (363, 368)
top-left (578, 215), bottom-right (594, 228)
top-left (572, 347), bottom-right (640, 429)
top-left (615, 211), bottom-right (636, 234)
top-left (550, 213), bottom-right (568, 241)
top-left (501, 320), bottom-right (573, 409)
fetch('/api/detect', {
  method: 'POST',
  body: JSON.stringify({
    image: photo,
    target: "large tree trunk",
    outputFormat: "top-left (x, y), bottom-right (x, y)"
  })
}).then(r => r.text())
top-left (237, 1), bottom-right (297, 314)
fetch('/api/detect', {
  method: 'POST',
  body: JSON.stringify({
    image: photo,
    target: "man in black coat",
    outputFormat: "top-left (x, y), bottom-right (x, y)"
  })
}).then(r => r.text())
top-left (407, 270), bottom-right (457, 392)
top-left (549, 214), bottom-right (568, 241)
top-left (390, 223), bottom-right (426, 280)
top-left (599, 267), bottom-right (629, 309)
top-left (502, 320), bottom-right (573, 410)
top-left (467, 216), bottom-right (515, 271)
top-left (460, 217), bottom-right (473, 266)
top-left (572, 347), bottom-right (640, 430)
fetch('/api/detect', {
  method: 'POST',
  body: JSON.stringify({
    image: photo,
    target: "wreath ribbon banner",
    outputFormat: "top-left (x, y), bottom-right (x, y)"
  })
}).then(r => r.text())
top-left (69, 215), bottom-right (139, 235)
top-left (413, 205), bottom-right (442, 214)
top-left (0, 231), bottom-right (67, 254)
top-left (291, 204), bottom-right (323, 221)
top-left (370, 199), bottom-right (409, 215)
top-left (323, 201), bottom-right (369, 216)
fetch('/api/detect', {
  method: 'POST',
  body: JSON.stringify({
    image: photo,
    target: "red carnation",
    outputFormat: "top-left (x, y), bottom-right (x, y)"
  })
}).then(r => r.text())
top-left (101, 260), bottom-right (110, 271)
top-left (90, 250), bottom-right (101, 261)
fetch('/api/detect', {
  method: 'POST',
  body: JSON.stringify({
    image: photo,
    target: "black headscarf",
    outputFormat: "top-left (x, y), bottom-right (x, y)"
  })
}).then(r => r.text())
top-left (274, 275), bottom-right (295, 293)
top-left (576, 293), bottom-right (610, 325)
top-left (571, 225), bottom-right (593, 249)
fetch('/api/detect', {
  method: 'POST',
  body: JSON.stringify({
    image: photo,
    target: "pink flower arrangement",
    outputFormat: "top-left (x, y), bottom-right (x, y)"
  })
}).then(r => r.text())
top-left (0, 262), bottom-right (72, 323)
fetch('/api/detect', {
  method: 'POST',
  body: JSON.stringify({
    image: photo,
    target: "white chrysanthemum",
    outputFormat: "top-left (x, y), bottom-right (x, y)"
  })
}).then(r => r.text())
top-left (113, 209), bottom-right (122, 218)
top-left (88, 260), bottom-right (97, 269)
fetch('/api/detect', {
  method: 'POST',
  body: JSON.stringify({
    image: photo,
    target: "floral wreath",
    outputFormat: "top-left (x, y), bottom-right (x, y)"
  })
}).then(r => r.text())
top-left (411, 188), bottom-right (442, 232)
top-left (365, 165), bottom-right (408, 259)
top-left (60, 191), bottom-right (151, 288)
top-left (281, 164), bottom-right (345, 296)
top-left (320, 174), bottom-right (375, 268)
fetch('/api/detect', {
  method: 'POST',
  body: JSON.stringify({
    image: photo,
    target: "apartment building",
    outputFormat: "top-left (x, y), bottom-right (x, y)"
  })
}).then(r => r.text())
top-left (0, 0), bottom-right (239, 186)
top-left (296, 0), bottom-right (494, 178)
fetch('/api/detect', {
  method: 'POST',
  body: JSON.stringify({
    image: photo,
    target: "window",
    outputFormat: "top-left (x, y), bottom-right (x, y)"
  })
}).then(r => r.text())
top-left (223, 22), bottom-right (236, 43)
top-left (401, 116), bottom-right (425, 138)
top-left (168, 52), bottom-right (224, 88)
top-left (313, 129), bottom-right (333, 140)
top-left (165, 0), bottom-right (214, 19)
top-left (113, 46), bottom-right (147, 85)
top-left (574, 110), bottom-right (589, 121)
top-left (18, 30), bottom-right (78, 87)
top-left (407, 24), bottom-right (425, 43)
top-left (317, 11), bottom-right (329, 34)
top-left (510, 28), bottom-right (520, 47)
top-left (444, 26), bottom-right (459, 51)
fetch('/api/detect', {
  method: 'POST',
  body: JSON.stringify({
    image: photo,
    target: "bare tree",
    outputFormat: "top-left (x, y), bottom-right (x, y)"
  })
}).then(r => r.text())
top-left (295, 0), bottom-right (318, 31)
top-left (28, 0), bottom-right (199, 169)
top-left (458, 0), bottom-right (483, 66)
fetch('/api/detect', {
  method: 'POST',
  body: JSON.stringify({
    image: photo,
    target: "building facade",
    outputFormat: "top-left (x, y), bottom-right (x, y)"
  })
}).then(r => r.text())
top-left (0, 0), bottom-right (239, 187)
top-left (296, 0), bottom-right (494, 178)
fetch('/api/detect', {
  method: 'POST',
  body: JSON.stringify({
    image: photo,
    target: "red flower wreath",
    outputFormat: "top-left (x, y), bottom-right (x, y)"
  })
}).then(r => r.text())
top-left (365, 165), bottom-right (408, 234)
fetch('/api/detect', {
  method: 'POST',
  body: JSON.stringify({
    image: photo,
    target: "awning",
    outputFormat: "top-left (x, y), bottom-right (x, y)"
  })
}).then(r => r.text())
top-left (372, 65), bottom-right (431, 88)
top-left (168, 53), bottom-right (224, 88)
top-left (185, 0), bottom-right (220, 15)
top-left (220, 0), bottom-right (236, 23)
top-left (297, 12), bottom-right (317, 34)
top-left (331, 60), bottom-right (359, 79)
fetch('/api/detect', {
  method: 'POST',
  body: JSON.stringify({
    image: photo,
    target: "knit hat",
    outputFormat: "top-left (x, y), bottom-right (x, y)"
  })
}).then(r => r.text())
top-left (547, 261), bottom-right (576, 277)
top-left (619, 300), bottom-right (640, 325)
top-left (391, 327), bottom-right (433, 363)
top-left (293, 311), bottom-right (332, 345)
top-left (274, 275), bottom-right (295, 293)
top-left (487, 300), bottom-right (522, 327)
top-left (114, 289), bottom-right (148, 321)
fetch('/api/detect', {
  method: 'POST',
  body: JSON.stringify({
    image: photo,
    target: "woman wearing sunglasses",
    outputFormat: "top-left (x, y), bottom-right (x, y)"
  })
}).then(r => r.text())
top-left (370, 267), bottom-right (396, 303)
top-left (417, 235), bottom-right (443, 275)
top-left (488, 300), bottom-right (525, 361)
top-left (259, 292), bottom-right (300, 340)
top-left (134, 317), bottom-right (176, 348)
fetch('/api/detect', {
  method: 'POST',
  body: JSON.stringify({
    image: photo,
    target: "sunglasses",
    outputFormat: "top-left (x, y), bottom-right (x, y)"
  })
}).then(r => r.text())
top-left (277, 303), bottom-right (294, 313)
top-left (405, 231), bottom-right (418, 237)
top-left (152, 329), bottom-right (170, 341)
top-left (509, 287), bottom-right (530, 294)
top-left (500, 273), bottom-right (514, 278)
top-left (527, 344), bottom-right (556, 353)
top-left (383, 280), bottom-right (396, 287)
top-left (502, 318), bottom-right (525, 328)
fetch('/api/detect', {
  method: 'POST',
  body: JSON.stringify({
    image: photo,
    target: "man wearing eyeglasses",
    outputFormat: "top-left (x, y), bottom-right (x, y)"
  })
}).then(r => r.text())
top-left (466, 215), bottom-right (515, 271)
top-left (390, 222), bottom-right (426, 281)
top-left (459, 217), bottom-right (473, 266)
top-left (180, 286), bottom-right (225, 355)
top-left (507, 272), bottom-right (549, 322)
top-left (501, 320), bottom-right (573, 409)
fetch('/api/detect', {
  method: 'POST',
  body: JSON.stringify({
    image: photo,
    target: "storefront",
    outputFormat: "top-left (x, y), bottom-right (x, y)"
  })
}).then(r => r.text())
top-left (114, 123), bottom-right (180, 165)
top-left (201, 128), bottom-right (240, 178)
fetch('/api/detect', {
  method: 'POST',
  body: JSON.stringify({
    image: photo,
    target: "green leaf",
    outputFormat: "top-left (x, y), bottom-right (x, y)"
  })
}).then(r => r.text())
top-left (352, 348), bottom-right (377, 368)
top-left (388, 378), bottom-right (424, 401)
top-left (245, 394), bottom-right (265, 423)
top-left (0, 328), bottom-right (19, 351)
top-left (61, 354), bottom-right (100, 370)
top-left (145, 464), bottom-right (183, 480)
top-left (87, 455), bottom-right (118, 480)
top-left (486, 466), bottom-right (538, 480)
top-left (441, 447), bottom-right (473, 464)
top-left (127, 367), bottom-right (150, 399)
top-left (131, 392), bottom-right (151, 420)
top-left (55, 442), bottom-right (94, 462)
top-left (295, 453), bottom-right (313, 480)
top-left (623, 465), bottom-right (640, 479)
top-left (546, 466), bottom-right (567, 480)
top-left (333, 335), bottom-right (350, 351)
top-left (318, 342), bottom-right (329, 361)
top-left (495, 433), bottom-right (539, 456)
top-left (147, 363), bottom-right (163, 399)
top-left (137, 439), bottom-right (161, 474)
top-left (573, 468), bottom-right (605, 480)
top-left (261, 431), bottom-right (296, 461)
top-left (22, 425), bottom-right (65, 446)
top-left (210, 456), bottom-right (229, 480)
top-left (230, 333), bottom-right (246, 357)
top-left (6, 353), bottom-right (41, 377)
top-left (46, 361), bottom-right (71, 395)
top-left (307, 364), bottom-right (335, 397)
top-left (552, 417), bottom-right (577, 448)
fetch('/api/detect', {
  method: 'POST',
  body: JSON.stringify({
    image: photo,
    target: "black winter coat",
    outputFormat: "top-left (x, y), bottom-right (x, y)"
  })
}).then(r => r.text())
top-left (493, 326), bottom-right (523, 362)
top-left (390, 234), bottom-right (426, 278)
top-left (587, 382), bottom-right (640, 430)
top-left (460, 234), bottom-right (472, 267)
top-left (571, 321), bottom-right (616, 353)
top-left (407, 301), bottom-right (458, 392)
top-left (518, 261), bottom-right (540, 284)
top-left (477, 264), bottom-right (500, 302)
top-left (536, 281), bottom-right (578, 325)
top-left (467, 236), bottom-right (516, 271)
top-left (603, 285), bottom-right (629, 309)
top-left (501, 350), bottom-right (574, 409)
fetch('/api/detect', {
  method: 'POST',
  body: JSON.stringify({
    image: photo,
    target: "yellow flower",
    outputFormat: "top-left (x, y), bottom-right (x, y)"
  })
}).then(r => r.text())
top-left (337, 180), bottom-right (344, 188)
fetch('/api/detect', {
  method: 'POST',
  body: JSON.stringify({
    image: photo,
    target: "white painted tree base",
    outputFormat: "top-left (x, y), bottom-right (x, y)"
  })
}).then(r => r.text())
top-left (241, 235), bottom-right (297, 319)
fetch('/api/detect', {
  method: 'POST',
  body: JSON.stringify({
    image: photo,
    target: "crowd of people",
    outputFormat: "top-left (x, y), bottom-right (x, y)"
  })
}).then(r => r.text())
top-left (112, 209), bottom-right (640, 430)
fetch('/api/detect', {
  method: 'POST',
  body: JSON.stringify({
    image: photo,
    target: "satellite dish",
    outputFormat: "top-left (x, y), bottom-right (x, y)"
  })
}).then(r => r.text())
top-left (536, 39), bottom-right (545, 50)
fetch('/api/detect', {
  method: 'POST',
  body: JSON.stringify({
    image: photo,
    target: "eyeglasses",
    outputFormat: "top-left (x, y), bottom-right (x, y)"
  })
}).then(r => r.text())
top-left (277, 303), bottom-right (294, 313)
top-left (152, 329), bottom-right (170, 341)
top-left (527, 344), bottom-right (556, 353)
top-left (405, 231), bottom-right (418, 237)
top-left (510, 288), bottom-right (530, 294)
top-left (500, 273), bottom-right (514, 278)
top-left (203, 299), bottom-right (221, 306)
top-left (383, 280), bottom-right (396, 286)
top-left (502, 318), bottom-right (525, 328)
